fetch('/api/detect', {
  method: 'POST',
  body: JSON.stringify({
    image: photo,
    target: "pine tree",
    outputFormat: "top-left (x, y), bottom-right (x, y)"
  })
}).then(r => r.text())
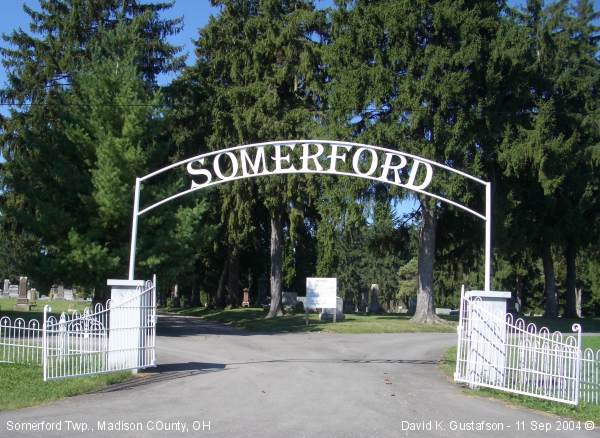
top-left (189, 0), bottom-right (326, 316)
top-left (0, 0), bottom-right (183, 291)
top-left (326, 0), bottom-right (503, 323)
top-left (497, 0), bottom-right (600, 317)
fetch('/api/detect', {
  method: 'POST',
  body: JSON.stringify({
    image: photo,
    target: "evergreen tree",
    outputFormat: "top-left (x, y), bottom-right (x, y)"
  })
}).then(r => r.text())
top-left (190, 0), bottom-right (326, 316)
top-left (327, 0), bottom-right (503, 322)
top-left (0, 0), bottom-right (183, 292)
top-left (497, 0), bottom-right (600, 317)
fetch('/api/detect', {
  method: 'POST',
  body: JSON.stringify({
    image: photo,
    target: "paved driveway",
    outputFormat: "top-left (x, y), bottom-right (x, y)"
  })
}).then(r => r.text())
top-left (0, 314), bottom-right (596, 437)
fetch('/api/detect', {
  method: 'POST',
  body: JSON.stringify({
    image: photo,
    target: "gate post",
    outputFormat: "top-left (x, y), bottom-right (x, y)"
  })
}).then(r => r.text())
top-left (465, 290), bottom-right (511, 386)
top-left (107, 279), bottom-right (145, 371)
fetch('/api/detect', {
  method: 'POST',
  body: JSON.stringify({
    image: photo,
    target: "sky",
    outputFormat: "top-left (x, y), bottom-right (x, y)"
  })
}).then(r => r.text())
top-left (0, 0), bottom-right (335, 88)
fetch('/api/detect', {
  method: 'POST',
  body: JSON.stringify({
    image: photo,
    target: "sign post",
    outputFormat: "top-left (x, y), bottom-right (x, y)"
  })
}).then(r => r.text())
top-left (306, 278), bottom-right (337, 322)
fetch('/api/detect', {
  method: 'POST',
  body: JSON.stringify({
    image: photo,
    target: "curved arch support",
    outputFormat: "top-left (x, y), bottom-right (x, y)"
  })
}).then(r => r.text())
top-left (127, 140), bottom-right (492, 292)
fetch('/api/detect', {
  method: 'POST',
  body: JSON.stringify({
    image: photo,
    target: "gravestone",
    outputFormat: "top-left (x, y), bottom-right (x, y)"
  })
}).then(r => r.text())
top-left (63, 288), bottom-right (74, 301)
top-left (14, 276), bottom-right (31, 310)
top-left (360, 290), bottom-right (369, 312)
top-left (8, 285), bottom-right (19, 297)
top-left (369, 284), bottom-right (382, 314)
top-left (27, 288), bottom-right (38, 303)
top-left (319, 296), bottom-right (345, 321)
top-left (242, 288), bottom-right (250, 308)
top-left (56, 284), bottom-right (65, 299)
top-left (282, 292), bottom-right (298, 307)
top-left (2, 279), bottom-right (9, 296)
top-left (320, 297), bottom-right (345, 321)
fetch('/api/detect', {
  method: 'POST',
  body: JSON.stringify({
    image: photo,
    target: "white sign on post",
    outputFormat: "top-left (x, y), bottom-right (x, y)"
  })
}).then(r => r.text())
top-left (305, 277), bottom-right (337, 309)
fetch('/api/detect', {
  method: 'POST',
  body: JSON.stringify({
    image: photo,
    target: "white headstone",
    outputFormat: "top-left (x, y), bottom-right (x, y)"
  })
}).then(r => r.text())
top-left (63, 288), bottom-right (74, 301)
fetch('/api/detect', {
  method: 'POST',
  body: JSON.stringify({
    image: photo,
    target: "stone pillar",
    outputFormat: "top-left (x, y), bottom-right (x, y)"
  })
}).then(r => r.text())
top-left (14, 276), bottom-right (31, 310)
top-left (464, 290), bottom-right (511, 386)
top-left (107, 279), bottom-right (145, 371)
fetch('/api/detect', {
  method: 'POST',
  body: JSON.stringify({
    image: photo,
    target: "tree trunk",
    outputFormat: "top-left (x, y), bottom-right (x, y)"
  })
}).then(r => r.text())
top-left (227, 251), bottom-right (240, 306)
top-left (515, 273), bottom-right (525, 314)
top-left (410, 202), bottom-right (444, 324)
top-left (191, 272), bottom-right (200, 307)
top-left (216, 258), bottom-right (228, 308)
top-left (266, 212), bottom-right (284, 318)
top-left (564, 241), bottom-right (578, 318)
top-left (542, 243), bottom-right (558, 318)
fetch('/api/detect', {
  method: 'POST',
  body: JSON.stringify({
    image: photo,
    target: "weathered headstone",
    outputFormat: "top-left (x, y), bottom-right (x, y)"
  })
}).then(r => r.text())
top-left (319, 296), bottom-right (345, 321)
top-left (369, 284), bottom-right (382, 314)
top-left (27, 288), bottom-right (38, 303)
top-left (56, 284), bottom-right (65, 299)
top-left (242, 288), bottom-right (250, 308)
top-left (282, 292), bottom-right (298, 307)
top-left (14, 276), bottom-right (31, 310)
top-left (8, 284), bottom-right (19, 297)
top-left (360, 290), bottom-right (369, 313)
top-left (63, 288), bottom-right (74, 301)
top-left (2, 279), bottom-right (9, 296)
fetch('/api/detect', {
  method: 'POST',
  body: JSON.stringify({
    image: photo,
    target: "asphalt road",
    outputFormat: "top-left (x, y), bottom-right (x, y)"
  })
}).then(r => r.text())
top-left (0, 314), bottom-right (597, 438)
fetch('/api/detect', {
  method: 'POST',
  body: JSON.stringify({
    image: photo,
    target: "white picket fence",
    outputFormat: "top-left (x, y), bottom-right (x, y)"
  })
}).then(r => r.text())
top-left (455, 289), bottom-right (600, 405)
top-left (0, 277), bottom-right (157, 381)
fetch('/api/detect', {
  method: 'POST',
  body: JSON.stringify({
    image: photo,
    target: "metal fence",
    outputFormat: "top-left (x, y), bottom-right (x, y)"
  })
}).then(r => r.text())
top-left (0, 315), bottom-right (54, 365)
top-left (0, 277), bottom-right (157, 381)
top-left (581, 348), bottom-right (600, 404)
top-left (43, 277), bottom-right (157, 380)
top-left (455, 289), bottom-right (600, 405)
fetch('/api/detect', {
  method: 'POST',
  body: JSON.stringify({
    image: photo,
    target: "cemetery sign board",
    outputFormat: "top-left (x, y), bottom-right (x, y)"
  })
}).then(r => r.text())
top-left (305, 277), bottom-right (337, 309)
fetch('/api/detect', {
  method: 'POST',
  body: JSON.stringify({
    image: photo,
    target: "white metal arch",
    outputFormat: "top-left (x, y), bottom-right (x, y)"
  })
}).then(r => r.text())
top-left (128, 140), bottom-right (492, 291)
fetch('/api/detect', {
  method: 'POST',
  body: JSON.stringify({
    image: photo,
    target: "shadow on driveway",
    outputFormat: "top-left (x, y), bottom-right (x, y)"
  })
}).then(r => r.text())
top-left (91, 362), bottom-right (227, 393)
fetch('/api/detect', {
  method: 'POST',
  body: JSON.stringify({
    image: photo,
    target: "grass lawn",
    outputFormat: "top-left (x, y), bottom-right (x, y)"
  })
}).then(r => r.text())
top-left (439, 339), bottom-right (600, 423)
top-left (164, 307), bottom-right (457, 333)
top-left (0, 297), bottom-right (91, 322)
top-left (0, 363), bottom-right (132, 411)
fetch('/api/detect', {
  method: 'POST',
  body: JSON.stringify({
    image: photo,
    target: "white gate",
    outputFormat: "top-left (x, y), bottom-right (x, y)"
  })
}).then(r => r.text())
top-left (43, 277), bottom-right (156, 380)
top-left (455, 289), bottom-right (582, 405)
